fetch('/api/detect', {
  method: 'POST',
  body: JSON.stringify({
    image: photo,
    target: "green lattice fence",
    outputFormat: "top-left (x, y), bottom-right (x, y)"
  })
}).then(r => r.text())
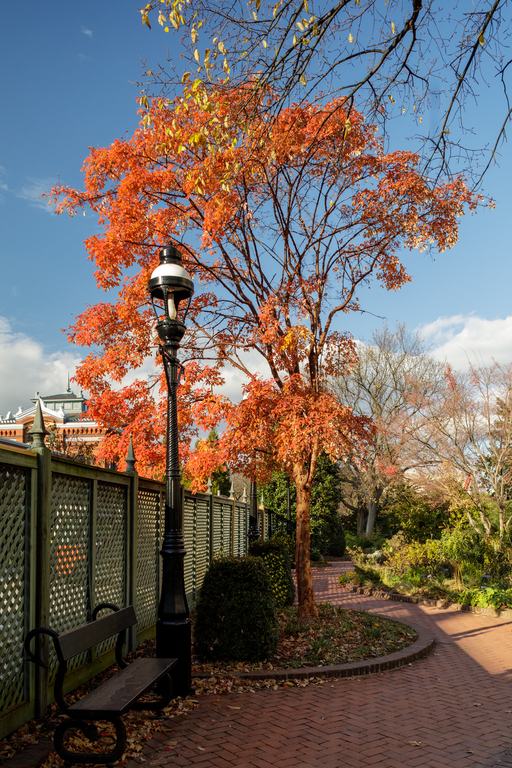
top-left (0, 463), bottom-right (28, 714)
top-left (0, 442), bottom-right (268, 739)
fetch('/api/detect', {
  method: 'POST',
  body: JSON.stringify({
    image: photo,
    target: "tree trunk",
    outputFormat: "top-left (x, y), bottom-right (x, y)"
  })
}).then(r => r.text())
top-left (365, 499), bottom-right (378, 536)
top-left (294, 473), bottom-right (318, 620)
top-left (356, 508), bottom-right (367, 538)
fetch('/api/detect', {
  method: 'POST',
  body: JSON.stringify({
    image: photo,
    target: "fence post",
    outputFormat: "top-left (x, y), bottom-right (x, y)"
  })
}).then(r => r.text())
top-left (125, 438), bottom-right (139, 652)
top-left (230, 481), bottom-right (235, 556)
top-left (29, 402), bottom-right (52, 719)
top-left (208, 479), bottom-right (214, 565)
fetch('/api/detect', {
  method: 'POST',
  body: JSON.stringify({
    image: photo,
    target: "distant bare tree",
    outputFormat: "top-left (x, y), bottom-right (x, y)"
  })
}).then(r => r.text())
top-left (331, 324), bottom-right (444, 536)
top-left (409, 360), bottom-right (512, 538)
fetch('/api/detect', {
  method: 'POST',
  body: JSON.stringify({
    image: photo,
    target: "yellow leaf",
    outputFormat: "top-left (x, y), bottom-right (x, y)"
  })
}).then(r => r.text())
top-left (300, 74), bottom-right (306, 86)
top-left (256, 0), bottom-right (261, 9)
top-left (252, 11), bottom-right (258, 20)
top-left (297, 21), bottom-right (304, 31)
top-left (349, 32), bottom-right (353, 43)
top-left (194, 49), bottom-right (200, 62)
top-left (262, 39), bottom-right (267, 48)
top-left (182, 71), bottom-right (191, 84)
top-left (304, 0), bottom-right (309, 11)
top-left (479, 30), bottom-right (485, 46)
top-left (293, 34), bottom-right (298, 45)
top-left (419, 116), bottom-right (423, 123)
top-left (273, 3), bottom-right (279, 18)
top-left (218, 41), bottom-right (226, 54)
top-left (391, 21), bottom-right (395, 34)
top-left (191, 28), bottom-right (198, 43)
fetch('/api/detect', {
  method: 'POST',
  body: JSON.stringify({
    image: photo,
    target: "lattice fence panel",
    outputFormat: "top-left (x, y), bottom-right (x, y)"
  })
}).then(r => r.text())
top-left (194, 496), bottom-right (210, 594)
top-left (95, 482), bottom-right (127, 655)
top-left (0, 464), bottom-right (27, 713)
top-left (183, 495), bottom-right (195, 600)
top-left (222, 501), bottom-right (233, 555)
top-left (136, 490), bottom-right (160, 632)
top-left (49, 474), bottom-right (90, 678)
top-left (233, 504), bottom-right (247, 558)
top-left (212, 501), bottom-right (223, 558)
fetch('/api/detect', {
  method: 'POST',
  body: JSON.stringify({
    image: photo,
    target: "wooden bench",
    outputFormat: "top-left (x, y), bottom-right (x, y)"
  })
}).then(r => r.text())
top-left (25, 603), bottom-right (177, 767)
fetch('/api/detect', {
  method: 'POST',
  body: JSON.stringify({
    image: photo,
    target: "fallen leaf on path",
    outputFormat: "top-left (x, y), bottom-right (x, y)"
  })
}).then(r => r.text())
top-left (408, 741), bottom-right (422, 746)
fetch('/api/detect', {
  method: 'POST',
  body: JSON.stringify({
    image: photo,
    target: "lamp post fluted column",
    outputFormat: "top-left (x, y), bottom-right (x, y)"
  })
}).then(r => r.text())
top-left (148, 245), bottom-right (194, 698)
top-left (248, 479), bottom-right (260, 544)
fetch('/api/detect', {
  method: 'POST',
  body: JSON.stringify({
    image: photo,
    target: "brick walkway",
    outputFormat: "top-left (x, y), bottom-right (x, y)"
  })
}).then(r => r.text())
top-left (126, 562), bottom-right (512, 768)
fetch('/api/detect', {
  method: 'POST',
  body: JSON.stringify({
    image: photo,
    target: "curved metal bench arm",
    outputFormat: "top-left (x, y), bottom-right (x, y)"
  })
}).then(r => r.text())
top-left (24, 627), bottom-right (59, 669)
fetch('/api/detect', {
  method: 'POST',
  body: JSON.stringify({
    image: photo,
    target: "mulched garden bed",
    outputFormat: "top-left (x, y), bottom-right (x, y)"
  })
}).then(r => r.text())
top-left (0, 604), bottom-right (416, 768)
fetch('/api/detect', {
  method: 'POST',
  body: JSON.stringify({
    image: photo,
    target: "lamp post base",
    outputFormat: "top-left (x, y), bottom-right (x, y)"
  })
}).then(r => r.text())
top-left (156, 618), bottom-right (195, 698)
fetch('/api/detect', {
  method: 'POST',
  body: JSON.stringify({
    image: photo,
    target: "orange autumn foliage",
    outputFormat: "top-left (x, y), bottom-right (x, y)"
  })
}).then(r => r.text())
top-left (51, 86), bottom-right (482, 616)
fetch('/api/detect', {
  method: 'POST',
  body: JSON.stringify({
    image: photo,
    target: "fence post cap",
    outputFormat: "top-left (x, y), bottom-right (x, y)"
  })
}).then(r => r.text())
top-left (125, 436), bottom-right (137, 474)
top-left (29, 400), bottom-right (48, 450)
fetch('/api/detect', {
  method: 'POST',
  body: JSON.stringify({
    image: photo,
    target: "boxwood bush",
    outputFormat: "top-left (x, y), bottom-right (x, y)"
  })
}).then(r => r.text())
top-left (193, 556), bottom-right (279, 661)
top-left (249, 538), bottom-right (296, 607)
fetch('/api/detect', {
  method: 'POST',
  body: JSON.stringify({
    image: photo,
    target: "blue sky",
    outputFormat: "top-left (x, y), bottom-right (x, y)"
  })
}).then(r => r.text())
top-left (1, 1), bottom-right (511, 412)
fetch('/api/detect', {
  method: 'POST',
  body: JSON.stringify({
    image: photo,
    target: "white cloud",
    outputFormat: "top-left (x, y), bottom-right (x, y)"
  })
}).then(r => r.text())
top-left (0, 318), bottom-right (82, 416)
top-left (420, 313), bottom-right (512, 368)
top-left (212, 348), bottom-right (270, 403)
top-left (0, 166), bottom-right (8, 192)
top-left (81, 26), bottom-right (93, 38)
top-left (16, 177), bottom-right (56, 212)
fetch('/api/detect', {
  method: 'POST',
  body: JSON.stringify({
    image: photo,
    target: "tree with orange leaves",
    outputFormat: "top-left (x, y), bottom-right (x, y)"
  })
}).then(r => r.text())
top-left (51, 85), bottom-right (482, 617)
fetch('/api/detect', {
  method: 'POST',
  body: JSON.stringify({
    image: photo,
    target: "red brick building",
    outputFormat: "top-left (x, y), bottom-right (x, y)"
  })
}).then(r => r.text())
top-left (0, 382), bottom-right (110, 464)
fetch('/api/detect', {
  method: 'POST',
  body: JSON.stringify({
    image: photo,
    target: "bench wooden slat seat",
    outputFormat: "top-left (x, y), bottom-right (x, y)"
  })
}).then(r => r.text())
top-left (68, 657), bottom-right (175, 717)
top-left (25, 603), bottom-right (177, 767)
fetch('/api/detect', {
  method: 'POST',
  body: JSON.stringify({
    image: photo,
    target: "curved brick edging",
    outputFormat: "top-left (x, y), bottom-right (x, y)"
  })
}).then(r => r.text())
top-left (350, 585), bottom-right (512, 619)
top-left (191, 618), bottom-right (435, 682)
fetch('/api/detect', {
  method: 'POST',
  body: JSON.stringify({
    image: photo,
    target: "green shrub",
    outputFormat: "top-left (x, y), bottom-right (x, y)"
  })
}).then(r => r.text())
top-left (271, 530), bottom-right (296, 568)
top-left (249, 539), bottom-right (296, 607)
top-left (455, 586), bottom-right (508, 610)
top-left (339, 570), bottom-right (358, 586)
top-left (194, 556), bottom-right (279, 661)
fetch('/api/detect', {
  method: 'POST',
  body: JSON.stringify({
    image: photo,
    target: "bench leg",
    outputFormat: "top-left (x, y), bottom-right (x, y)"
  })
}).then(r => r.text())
top-left (54, 715), bottom-right (126, 766)
top-left (131, 672), bottom-right (173, 715)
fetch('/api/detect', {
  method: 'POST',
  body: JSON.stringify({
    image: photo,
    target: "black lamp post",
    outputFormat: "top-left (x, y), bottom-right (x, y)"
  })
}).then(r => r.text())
top-left (148, 244), bottom-right (194, 698)
top-left (248, 480), bottom-right (260, 544)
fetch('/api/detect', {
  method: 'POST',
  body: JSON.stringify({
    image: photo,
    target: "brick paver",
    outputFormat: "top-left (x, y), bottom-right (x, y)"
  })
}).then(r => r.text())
top-left (124, 562), bottom-right (512, 768)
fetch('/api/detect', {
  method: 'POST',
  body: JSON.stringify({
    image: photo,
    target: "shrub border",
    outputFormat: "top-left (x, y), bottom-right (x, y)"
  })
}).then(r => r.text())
top-left (192, 616), bottom-right (434, 681)
top-left (348, 585), bottom-right (512, 619)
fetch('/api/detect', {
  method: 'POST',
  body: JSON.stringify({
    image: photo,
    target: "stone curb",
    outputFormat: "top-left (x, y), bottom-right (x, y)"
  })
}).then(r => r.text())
top-left (192, 617), bottom-right (435, 681)
top-left (349, 586), bottom-right (512, 619)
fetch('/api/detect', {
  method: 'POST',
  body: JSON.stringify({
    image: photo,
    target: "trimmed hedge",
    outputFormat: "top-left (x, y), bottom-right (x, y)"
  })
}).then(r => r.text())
top-left (249, 538), bottom-right (296, 607)
top-left (193, 556), bottom-right (279, 661)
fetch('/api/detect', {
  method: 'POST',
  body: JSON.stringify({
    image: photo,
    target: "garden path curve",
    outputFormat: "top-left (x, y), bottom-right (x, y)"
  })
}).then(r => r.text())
top-left (126, 561), bottom-right (512, 768)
